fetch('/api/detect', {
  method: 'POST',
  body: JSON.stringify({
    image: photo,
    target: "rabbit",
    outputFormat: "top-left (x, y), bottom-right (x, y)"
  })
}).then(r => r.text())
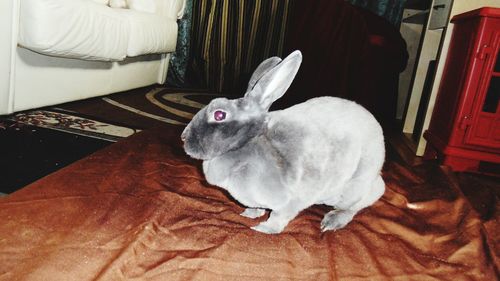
top-left (181, 50), bottom-right (385, 234)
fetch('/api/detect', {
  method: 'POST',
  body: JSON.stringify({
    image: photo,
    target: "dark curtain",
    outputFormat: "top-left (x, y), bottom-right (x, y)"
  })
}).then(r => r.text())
top-left (347, 0), bottom-right (407, 26)
top-left (275, 0), bottom-right (408, 129)
top-left (184, 0), bottom-right (291, 95)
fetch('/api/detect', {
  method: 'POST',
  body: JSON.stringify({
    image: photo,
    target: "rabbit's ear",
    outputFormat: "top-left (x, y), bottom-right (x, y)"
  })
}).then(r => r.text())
top-left (246, 57), bottom-right (282, 92)
top-left (245, 50), bottom-right (302, 111)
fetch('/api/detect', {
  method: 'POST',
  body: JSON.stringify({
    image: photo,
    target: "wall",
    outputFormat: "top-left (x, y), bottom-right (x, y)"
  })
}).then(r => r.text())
top-left (398, 9), bottom-right (425, 119)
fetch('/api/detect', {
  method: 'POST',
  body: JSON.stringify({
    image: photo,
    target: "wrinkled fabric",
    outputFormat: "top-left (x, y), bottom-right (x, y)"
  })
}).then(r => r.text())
top-left (0, 128), bottom-right (497, 280)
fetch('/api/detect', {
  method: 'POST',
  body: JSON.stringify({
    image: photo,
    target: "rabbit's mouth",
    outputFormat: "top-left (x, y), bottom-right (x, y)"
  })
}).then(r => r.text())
top-left (182, 133), bottom-right (211, 160)
top-left (184, 146), bottom-right (209, 160)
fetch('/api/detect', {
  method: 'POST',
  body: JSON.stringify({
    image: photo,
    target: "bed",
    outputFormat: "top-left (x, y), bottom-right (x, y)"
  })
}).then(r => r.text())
top-left (0, 127), bottom-right (498, 280)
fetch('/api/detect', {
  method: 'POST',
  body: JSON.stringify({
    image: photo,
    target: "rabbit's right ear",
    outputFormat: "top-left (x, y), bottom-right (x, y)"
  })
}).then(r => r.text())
top-left (246, 57), bottom-right (282, 92)
top-left (245, 50), bottom-right (302, 111)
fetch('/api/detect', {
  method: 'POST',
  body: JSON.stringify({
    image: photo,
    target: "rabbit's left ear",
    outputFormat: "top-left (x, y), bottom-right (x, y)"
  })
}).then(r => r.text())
top-left (245, 50), bottom-right (302, 111)
top-left (246, 56), bottom-right (282, 92)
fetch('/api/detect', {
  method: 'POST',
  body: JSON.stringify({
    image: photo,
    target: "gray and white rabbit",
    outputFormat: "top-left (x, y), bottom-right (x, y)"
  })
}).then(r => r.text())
top-left (181, 51), bottom-right (385, 234)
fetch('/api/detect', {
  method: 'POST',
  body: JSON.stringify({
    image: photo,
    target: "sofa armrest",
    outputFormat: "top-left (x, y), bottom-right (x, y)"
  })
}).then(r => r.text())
top-left (154, 0), bottom-right (186, 19)
top-left (0, 0), bottom-right (20, 114)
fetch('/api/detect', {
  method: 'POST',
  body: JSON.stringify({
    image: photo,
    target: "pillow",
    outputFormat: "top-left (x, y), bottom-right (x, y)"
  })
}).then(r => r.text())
top-left (106, 0), bottom-right (156, 13)
top-left (128, 0), bottom-right (156, 14)
top-left (109, 0), bottom-right (127, 9)
top-left (91, 0), bottom-right (110, 5)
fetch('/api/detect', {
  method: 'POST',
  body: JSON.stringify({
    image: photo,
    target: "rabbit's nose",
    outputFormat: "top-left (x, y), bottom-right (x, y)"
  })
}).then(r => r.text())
top-left (181, 130), bottom-right (187, 142)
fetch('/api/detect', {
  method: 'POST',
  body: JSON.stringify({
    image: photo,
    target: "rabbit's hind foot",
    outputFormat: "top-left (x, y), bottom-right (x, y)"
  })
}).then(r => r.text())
top-left (320, 209), bottom-right (356, 232)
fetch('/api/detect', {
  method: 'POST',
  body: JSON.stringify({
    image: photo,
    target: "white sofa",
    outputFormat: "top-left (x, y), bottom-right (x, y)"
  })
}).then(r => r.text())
top-left (0, 0), bottom-right (185, 115)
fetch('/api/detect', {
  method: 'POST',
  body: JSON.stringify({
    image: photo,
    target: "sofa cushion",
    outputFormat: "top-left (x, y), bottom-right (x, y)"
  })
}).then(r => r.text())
top-left (128, 0), bottom-right (157, 14)
top-left (18, 0), bottom-right (178, 61)
top-left (90, 0), bottom-right (109, 5)
top-left (116, 9), bottom-right (178, 57)
top-left (18, 0), bottom-right (128, 61)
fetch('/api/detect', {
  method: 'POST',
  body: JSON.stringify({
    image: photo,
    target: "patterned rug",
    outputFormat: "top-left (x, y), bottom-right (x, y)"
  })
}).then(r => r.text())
top-left (8, 110), bottom-right (139, 142)
top-left (53, 86), bottom-right (222, 133)
top-left (5, 86), bottom-right (220, 142)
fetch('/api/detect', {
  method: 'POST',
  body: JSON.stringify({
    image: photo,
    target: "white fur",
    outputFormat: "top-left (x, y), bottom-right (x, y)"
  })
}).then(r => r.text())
top-left (183, 51), bottom-right (386, 234)
top-left (202, 97), bottom-right (385, 233)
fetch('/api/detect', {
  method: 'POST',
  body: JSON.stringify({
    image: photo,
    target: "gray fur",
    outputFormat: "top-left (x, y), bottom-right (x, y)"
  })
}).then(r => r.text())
top-left (246, 56), bottom-right (282, 92)
top-left (182, 50), bottom-right (385, 234)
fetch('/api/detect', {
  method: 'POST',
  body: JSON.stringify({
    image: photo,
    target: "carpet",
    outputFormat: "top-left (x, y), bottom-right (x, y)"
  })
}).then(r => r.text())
top-left (3, 87), bottom-right (219, 142)
top-left (7, 110), bottom-right (139, 142)
top-left (53, 86), bottom-right (223, 130)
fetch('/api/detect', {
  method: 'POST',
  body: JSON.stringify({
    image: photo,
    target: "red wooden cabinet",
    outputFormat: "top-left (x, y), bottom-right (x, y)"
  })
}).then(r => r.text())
top-left (424, 7), bottom-right (500, 173)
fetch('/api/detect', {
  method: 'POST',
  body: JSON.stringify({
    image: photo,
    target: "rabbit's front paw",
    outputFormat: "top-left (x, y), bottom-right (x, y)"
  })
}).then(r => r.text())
top-left (241, 208), bottom-right (266, 219)
top-left (251, 221), bottom-right (284, 234)
top-left (320, 210), bottom-right (356, 232)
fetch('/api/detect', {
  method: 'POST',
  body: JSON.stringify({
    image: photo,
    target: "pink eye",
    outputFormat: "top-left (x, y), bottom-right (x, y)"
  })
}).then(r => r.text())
top-left (214, 110), bottom-right (226, 121)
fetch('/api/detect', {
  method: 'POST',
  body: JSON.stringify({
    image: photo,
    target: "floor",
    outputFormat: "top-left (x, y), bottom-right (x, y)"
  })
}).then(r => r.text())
top-left (387, 131), bottom-right (499, 221)
top-left (0, 119), bottom-right (112, 194)
top-left (0, 87), bottom-right (215, 194)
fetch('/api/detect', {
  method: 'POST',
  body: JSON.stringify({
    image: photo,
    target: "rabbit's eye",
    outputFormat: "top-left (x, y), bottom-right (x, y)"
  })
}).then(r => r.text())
top-left (214, 110), bottom-right (227, 121)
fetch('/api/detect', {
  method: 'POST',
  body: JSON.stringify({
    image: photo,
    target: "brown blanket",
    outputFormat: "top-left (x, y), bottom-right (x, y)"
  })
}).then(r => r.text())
top-left (0, 128), bottom-right (497, 280)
